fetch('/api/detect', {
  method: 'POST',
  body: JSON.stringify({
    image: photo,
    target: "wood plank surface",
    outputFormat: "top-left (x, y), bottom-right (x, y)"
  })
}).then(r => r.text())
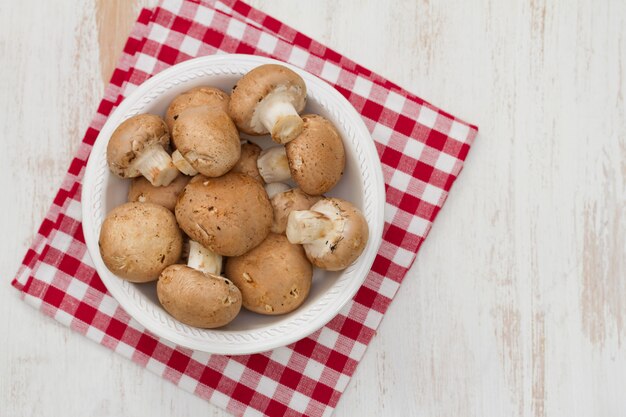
top-left (0, 0), bottom-right (624, 416)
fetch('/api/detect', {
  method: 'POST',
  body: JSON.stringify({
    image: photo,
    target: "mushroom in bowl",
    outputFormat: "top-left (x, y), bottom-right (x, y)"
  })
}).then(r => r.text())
top-left (229, 64), bottom-right (306, 144)
top-left (225, 233), bottom-right (312, 315)
top-left (286, 198), bottom-right (369, 271)
top-left (98, 202), bottom-right (183, 283)
top-left (174, 172), bottom-right (273, 257)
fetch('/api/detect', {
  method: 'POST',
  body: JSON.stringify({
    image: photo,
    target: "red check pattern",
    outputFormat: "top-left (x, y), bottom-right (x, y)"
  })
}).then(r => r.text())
top-left (11, 1), bottom-right (478, 416)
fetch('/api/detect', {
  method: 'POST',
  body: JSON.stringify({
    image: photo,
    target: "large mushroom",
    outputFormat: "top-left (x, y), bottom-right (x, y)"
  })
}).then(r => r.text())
top-left (166, 86), bottom-right (231, 176)
top-left (165, 86), bottom-right (230, 132)
top-left (229, 64), bottom-right (307, 144)
top-left (286, 198), bottom-right (368, 271)
top-left (127, 174), bottom-right (190, 211)
top-left (106, 114), bottom-right (178, 186)
top-left (172, 106), bottom-right (241, 177)
top-left (270, 188), bottom-right (321, 234)
top-left (157, 264), bottom-right (241, 328)
top-left (229, 142), bottom-right (263, 183)
top-left (99, 202), bottom-right (183, 282)
top-left (225, 233), bottom-right (312, 315)
top-left (175, 172), bottom-right (273, 256)
top-left (285, 114), bottom-right (345, 195)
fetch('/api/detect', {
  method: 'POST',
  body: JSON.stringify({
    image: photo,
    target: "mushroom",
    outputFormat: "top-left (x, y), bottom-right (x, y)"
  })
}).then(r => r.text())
top-left (270, 188), bottom-right (321, 234)
top-left (229, 142), bottom-right (263, 183)
top-left (229, 64), bottom-right (307, 144)
top-left (172, 106), bottom-right (241, 177)
top-left (166, 87), bottom-right (231, 176)
top-left (99, 202), bottom-right (183, 282)
top-left (264, 182), bottom-right (290, 199)
top-left (175, 172), bottom-right (273, 256)
top-left (106, 114), bottom-right (178, 186)
top-left (157, 264), bottom-right (241, 328)
top-left (186, 239), bottom-right (222, 276)
top-left (286, 198), bottom-right (368, 271)
top-left (225, 233), bottom-right (312, 315)
top-left (256, 146), bottom-right (291, 183)
top-left (127, 174), bottom-right (190, 211)
top-left (285, 114), bottom-right (345, 195)
top-left (165, 86), bottom-right (230, 132)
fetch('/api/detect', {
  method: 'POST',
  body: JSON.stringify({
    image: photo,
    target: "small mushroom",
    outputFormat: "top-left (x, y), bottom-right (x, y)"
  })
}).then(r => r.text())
top-left (165, 86), bottom-right (230, 132)
top-left (286, 114), bottom-right (345, 195)
top-left (256, 146), bottom-right (291, 183)
top-left (99, 202), bottom-right (183, 282)
top-left (157, 264), bottom-right (241, 328)
top-left (172, 106), bottom-right (241, 177)
top-left (175, 172), bottom-right (273, 256)
top-left (127, 174), bottom-right (190, 211)
top-left (286, 198), bottom-right (368, 271)
top-left (186, 239), bottom-right (222, 276)
top-left (225, 233), bottom-right (312, 315)
top-left (270, 188), bottom-right (321, 234)
top-left (106, 114), bottom-right (178, 186)
top-left (229, 142), bottom-right (263, 183)
top-left (264, 182), bottom-right (290, 199)
top-left (229, 64), bottom-right (307, 144)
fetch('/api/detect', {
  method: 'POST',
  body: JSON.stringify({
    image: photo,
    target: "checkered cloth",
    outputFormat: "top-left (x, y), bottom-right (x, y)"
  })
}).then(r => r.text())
top-left (11, 1), bottom-right (478, 416)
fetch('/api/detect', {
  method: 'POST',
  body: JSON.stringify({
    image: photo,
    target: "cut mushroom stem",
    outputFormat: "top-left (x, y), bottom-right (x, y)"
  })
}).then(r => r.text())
top-left (257, 146), bottom-right (291, 183)
top-left (256, 89), bottom-right (304, 143)
top-left (172, 149), bottom-right (199, 176)
top-left (264, 182), bottom-right (290, 199)
top-left (187, 240), bottom-right (223, 276)
top-left (286, 210), bottom-right (334, 244)
top-left (130, 144), bottom-right (178, 186)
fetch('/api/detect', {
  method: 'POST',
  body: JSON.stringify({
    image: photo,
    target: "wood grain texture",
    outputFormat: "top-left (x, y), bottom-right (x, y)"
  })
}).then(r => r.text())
top-left (96, 0), bottom-right (148, 84)
top-left (0, 0), bottom-right (624, 416)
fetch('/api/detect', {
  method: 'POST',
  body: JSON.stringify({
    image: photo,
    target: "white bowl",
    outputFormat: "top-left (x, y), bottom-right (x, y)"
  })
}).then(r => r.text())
top-left (82, 54), bottom-right (385, 355)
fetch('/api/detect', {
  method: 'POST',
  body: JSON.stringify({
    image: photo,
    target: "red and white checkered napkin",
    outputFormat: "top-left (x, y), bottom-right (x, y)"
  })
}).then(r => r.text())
top-left (12, 1), bottom-right (477, 416)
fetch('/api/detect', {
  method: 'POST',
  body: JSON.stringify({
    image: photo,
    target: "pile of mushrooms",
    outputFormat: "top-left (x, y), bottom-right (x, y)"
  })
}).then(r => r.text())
top-left (99, 64), bottom-right (369, 329)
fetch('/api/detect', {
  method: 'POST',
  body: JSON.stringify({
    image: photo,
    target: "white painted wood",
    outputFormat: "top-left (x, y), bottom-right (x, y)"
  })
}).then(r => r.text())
top-left (1, 0), bottom-right (624, 416)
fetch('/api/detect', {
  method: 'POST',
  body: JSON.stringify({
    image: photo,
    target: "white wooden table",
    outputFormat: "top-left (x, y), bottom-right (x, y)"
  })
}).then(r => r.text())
top-left (1, 1), bottom-right (624, 416)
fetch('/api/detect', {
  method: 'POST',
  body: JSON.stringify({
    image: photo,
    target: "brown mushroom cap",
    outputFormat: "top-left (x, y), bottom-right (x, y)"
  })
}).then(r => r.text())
top-left (127, 174), bottom-right (190, 211)
top-left (270, 188), bottom-right (322, 234)
top-left (106, 114), bottom-right (171, 178)
top-left (175, 172), bottom-right (273, 256)
top-left (157, 264), bottom-right (241, 328)
top-left (165, 87), bottom-right (230, 132)
top-left (99, 202), bottom-right (183, 282)
top-left (228, 64), bottom-right (306, 135)
top-left (286, 198), bottom-right (368, 271)
top-left (229, 142), bottom-right (263, 183)
top-left (225, 233), bottom-right (312, 315)
top-left (286, 114), bottom-right (345, 195)
top-left (172, 107), bottom-right (241, 177)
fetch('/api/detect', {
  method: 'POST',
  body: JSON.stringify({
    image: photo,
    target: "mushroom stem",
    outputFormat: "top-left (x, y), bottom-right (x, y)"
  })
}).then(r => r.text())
top-left (256, 90), bottom-right (304, 144)
top-left (257, 147), bottom-right (291, 183)
top-left (172, 149), bottom-right (199, 176)
top-left (264, 182), bottom-right (290, 199)
top-left (131, 144), bottom-right (179, 186)
top-left (286, 210), bottom-right (334, 244)
top-left (187, 240), bottom-right (223, 276)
